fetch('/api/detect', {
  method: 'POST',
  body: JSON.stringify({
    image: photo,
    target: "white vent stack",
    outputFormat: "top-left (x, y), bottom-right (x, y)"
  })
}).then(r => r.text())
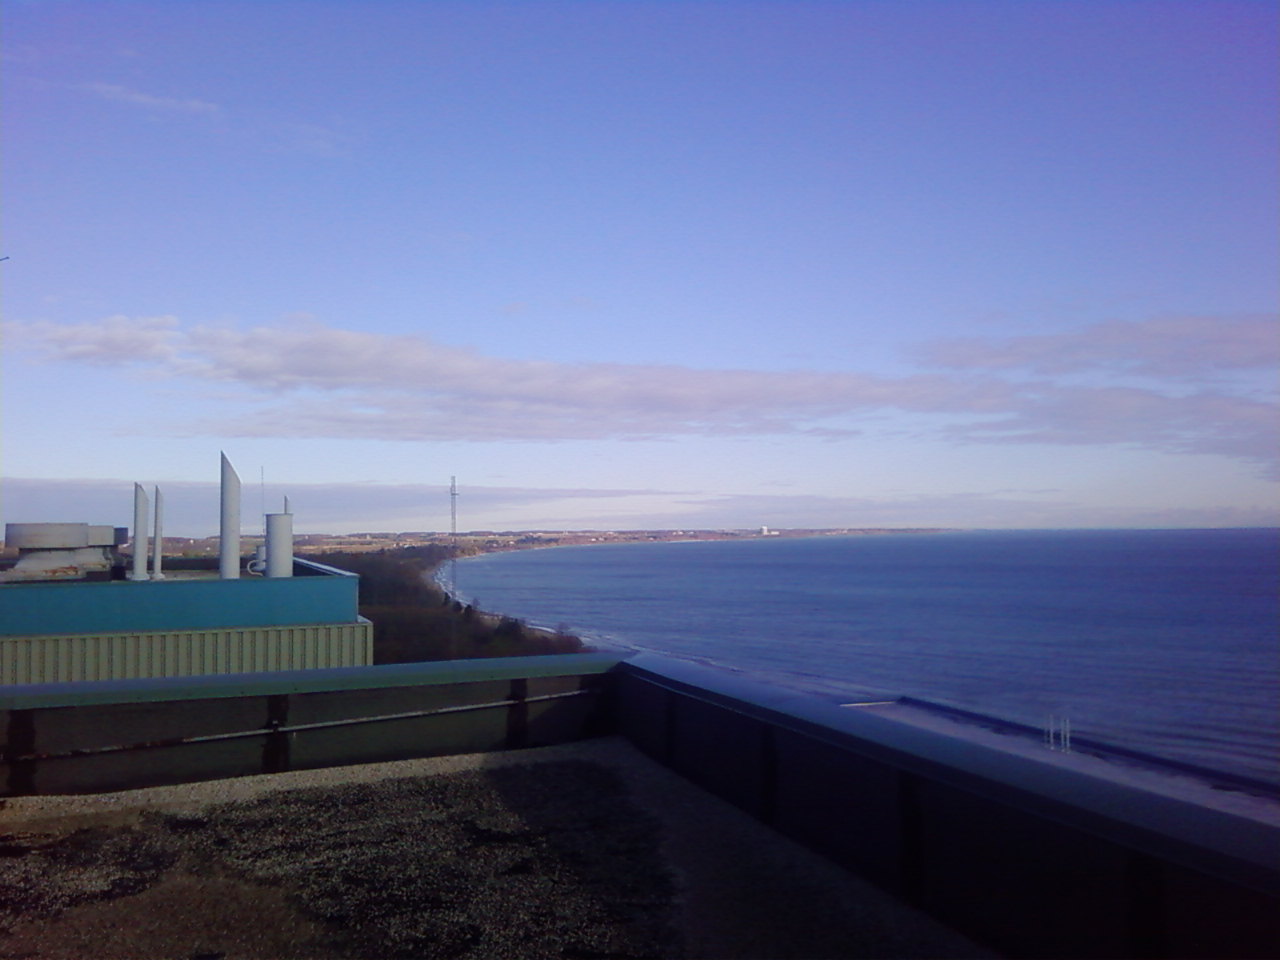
top-left (265, 496), bottom-right (294, 578)
top-left (219, 453), bottom-right (241, 579)
top-left (151, 486), bottom-right (165, 580)
top-left (130, 483), bottom-right (150, 581)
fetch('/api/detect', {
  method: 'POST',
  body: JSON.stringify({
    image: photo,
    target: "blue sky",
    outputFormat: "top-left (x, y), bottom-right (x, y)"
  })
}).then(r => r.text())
top-left (3, 0), bottom-right (1277, 535)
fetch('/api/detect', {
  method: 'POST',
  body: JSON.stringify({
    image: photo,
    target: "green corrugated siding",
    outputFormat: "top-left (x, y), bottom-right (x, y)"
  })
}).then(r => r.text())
top-left (0, 621), bottom-right (373, 684)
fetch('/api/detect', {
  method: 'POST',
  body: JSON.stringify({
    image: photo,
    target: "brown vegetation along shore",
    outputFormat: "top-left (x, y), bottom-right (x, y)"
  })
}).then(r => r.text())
top-left (306, 546), bottom-right (585, 664)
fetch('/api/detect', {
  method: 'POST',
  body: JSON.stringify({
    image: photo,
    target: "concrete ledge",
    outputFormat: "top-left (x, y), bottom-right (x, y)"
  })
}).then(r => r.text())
top-left (0, 652), bottom-right (624, 708)
top-left (613, 654), bottom-right (1280, 959)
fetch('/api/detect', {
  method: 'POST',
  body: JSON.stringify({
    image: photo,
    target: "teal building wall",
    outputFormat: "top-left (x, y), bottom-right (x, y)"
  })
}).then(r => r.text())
top-left (0, 560), bottom-right (361, 637)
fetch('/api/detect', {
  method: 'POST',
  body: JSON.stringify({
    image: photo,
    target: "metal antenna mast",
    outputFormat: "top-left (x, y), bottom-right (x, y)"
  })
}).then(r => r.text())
top-left (450, 476), bottom-right (459, 537)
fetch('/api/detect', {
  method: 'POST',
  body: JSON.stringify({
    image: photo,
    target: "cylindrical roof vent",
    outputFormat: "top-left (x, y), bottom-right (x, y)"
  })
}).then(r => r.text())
top-left (265, 511), bottom-right (293, 578)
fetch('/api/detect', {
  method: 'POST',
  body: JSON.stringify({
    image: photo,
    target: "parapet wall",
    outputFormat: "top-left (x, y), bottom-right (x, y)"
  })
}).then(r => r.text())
top-left (1, 652), bottom-right (1276, 958)
top-left (613, 654), bottom-right (1279, 959)
top-left (0, 654), bottom-right (617, 795)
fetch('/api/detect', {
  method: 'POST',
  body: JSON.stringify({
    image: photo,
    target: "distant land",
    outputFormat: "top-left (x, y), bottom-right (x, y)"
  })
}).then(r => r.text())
top-left (23, 527), bottom-right (950, 561)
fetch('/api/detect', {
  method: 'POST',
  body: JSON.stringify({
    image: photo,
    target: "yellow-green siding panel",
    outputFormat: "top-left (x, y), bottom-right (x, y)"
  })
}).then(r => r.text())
top-left (0, 621), bottom-right (373, 685)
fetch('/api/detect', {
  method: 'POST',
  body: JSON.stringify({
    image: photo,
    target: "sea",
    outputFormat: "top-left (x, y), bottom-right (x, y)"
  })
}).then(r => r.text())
top-left (452, 529), bottom-right (1280, 791)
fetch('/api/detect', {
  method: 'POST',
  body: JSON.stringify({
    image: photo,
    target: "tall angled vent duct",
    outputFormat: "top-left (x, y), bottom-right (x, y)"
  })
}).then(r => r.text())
top-left (151, 486), bottom-right (165, 580)
top-left (220, 453), bottom-right (241, 579)
top-left (130, 483), bottom-right (149, 581)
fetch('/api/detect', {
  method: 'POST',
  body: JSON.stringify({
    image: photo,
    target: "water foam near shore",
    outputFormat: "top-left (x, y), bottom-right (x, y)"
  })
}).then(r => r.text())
top-left (456, 529), bottom-right (1280, 792)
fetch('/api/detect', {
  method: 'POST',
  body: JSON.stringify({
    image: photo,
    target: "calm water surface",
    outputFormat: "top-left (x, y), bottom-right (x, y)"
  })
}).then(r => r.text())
top-left (454, 529), bottom-right (1279, 787)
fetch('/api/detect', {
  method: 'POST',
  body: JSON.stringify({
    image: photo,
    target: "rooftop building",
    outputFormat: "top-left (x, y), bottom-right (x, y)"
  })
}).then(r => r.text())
top-left (0, 457), bottom-right (372, 685)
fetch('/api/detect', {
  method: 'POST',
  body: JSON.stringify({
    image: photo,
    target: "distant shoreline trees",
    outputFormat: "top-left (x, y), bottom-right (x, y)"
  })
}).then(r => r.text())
top-left (307, 545), bottom-right (585, 663)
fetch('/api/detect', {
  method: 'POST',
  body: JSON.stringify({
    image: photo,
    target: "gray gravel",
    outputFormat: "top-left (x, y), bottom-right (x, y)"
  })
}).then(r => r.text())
top-left (2, 759), bottom-right (678, 959)
top-left (161, 760), bottom-right (679, 958)
top-left (0, 738), bottom-right (995, 959)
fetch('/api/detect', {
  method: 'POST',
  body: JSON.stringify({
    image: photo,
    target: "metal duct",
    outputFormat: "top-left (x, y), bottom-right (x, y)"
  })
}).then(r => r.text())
top-left (130, 484), bottom-right (149, 581)
top-left (220, 453), bottom-right (241, 579)
top-left (151, 486), bottom-right (165, 580)
top-left (265, 510), bottom-right (293, 578)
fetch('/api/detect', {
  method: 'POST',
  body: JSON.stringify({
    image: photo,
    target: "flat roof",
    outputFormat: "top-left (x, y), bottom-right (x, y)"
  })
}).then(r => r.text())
top-left (0, 737), bottom-right (994, 960)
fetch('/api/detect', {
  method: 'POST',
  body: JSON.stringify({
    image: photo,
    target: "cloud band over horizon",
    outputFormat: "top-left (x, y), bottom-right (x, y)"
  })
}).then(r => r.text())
top-left (4, 312), bottom-right (1276, 478)
top-left (5, 474), bottom-right (1275, 539)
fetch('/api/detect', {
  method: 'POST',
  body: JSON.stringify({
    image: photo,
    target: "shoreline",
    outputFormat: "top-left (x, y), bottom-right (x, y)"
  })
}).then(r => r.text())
top-left (430, 543), bottom-right (1280, 824)
top-left (424, 557), bottom-right (590, 652)
top-left (443, 556), bottom-right (1280, 823)
top-left (442, 535), bottom-right (1280, 819)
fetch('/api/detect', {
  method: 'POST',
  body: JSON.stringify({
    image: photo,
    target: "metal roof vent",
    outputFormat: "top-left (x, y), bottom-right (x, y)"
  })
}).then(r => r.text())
top-left (1, 523), bottom-right (127, 582)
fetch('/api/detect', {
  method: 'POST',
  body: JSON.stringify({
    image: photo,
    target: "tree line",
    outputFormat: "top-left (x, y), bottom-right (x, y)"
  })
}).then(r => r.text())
top-left (311, 546), bottom-right (585, 663)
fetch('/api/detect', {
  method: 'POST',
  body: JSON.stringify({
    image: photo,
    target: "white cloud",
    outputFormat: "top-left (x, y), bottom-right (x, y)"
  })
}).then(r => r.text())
top-left (919, 314), bottom-right (1280, 378)
top-left (945, 385), bottom-right (1278, 470)
top-left (2, 315), bottom-right (181, 365)
top-left (4, 314), bottom-right (1277, 477)
top-left (82, 82), bottom-right (222, 117)
top-left (75, 83), bottom-right (344, 155)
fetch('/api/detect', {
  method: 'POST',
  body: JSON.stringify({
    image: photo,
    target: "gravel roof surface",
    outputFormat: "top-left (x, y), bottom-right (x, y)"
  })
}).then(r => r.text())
top-left (0, 737), bottom-right (995, 959)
